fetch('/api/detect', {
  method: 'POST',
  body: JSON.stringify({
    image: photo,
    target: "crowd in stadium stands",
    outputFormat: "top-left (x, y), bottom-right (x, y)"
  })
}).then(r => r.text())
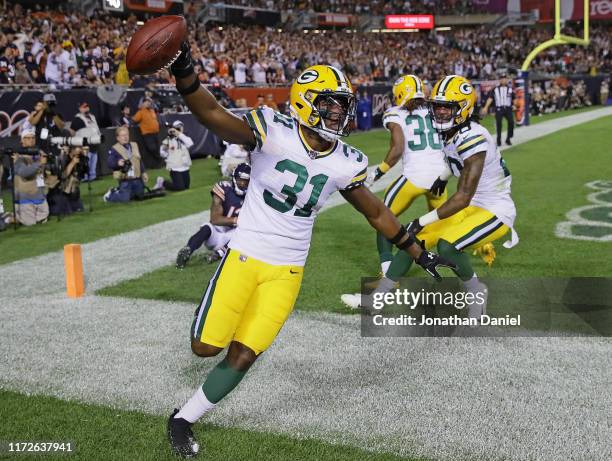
top-left (530, 79), bottom-right (593, 116)
top-left (0, 3), bottom-right (610, 90)
top-left (0, 0), bottom-right (610, 123)
top-left (222, 0), bottom-right (478, 15)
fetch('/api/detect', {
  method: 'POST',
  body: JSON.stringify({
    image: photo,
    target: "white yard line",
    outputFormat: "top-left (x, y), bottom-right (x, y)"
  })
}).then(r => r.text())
top-left (1, 108), bottom-right (612, 461)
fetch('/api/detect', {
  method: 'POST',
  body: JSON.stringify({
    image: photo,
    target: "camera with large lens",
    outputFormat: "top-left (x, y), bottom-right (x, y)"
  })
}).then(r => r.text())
top-left (120, 159), bottom-right (132, 174)
top-left (49, 134), bottom-right (103, 147)
top-left (1, 146), bottom-right (40, 156)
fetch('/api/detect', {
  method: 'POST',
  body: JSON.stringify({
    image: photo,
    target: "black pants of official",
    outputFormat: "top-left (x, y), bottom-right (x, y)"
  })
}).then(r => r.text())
top-left (164, 170), bottom-right (191, 191)
top-left (495, 108), bottom-right (514, 144)
top-left (141, 133), bottom-right (163, 169)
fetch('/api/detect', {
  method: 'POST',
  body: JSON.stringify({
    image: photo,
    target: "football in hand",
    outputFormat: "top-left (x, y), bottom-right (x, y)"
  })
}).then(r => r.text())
top-left (126, 15), bottom-right (187, 75)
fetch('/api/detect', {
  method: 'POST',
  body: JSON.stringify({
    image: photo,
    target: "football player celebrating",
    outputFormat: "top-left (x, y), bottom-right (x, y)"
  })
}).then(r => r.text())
top-left (343, 75), bottom-right (518, 315)
top-left (166, 42), bottom-right (455, 458)
top-left (365, 75), bottom-right (450, 276)
top-left (176, 163), bottom-right (250, 268)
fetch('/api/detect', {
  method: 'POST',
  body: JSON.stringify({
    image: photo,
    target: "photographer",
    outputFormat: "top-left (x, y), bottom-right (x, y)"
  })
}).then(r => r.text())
top-left (28, 94), bottom-right (65, 145)
top-left (70, 102), bottom-right (101, 181)
top-left (103, 126), bottom-right (148, 203)
top-left (12, 129), bottom-right (49, 226)
top-left (132, 97), bottom-right (162, 169)
top-left (220, 142), bottom-right (249, 177)
top-left (154, 120), bottom-right (193, 191)
top-left (57, 146), bottom-right (86, 214)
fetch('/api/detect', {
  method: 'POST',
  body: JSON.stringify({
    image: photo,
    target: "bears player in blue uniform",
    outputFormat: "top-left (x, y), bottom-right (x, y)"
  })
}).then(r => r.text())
top-left (176, 163), bottom-right (250, 268)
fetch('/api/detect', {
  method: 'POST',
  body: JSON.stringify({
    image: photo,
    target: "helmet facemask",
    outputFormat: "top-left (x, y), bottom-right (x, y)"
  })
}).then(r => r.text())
top-left (428, 100), bottom-right (463, 132)
top-left (306, 90), bottom-right (355, 142)
top-left (232, 164), bottom-right (251, 196)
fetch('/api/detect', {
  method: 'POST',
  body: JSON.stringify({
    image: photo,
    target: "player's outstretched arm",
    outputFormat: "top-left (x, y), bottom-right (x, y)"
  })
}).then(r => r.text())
top-left (171, 42), bottom-right (255, 147)
top-left (367, 123), bottom-right (404, 186)
top-left (341, 186), bottom-right (456, 280)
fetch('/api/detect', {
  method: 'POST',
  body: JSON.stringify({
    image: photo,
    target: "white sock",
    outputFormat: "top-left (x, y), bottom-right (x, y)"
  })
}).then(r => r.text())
top-left (175, 386), bottom-right (216, 423)
top-left (381, 261), bottom-right (391, 275)
top-left (462, 273), bottom-right (480, 291)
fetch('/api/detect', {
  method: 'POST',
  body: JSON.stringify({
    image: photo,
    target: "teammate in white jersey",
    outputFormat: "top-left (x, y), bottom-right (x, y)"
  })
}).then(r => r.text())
top-left (343, 75), bottom-right (518, 315)
top-left (365, 75), bottom-right (450, 276)
top-left (165, 42), bottom-right (455, 458)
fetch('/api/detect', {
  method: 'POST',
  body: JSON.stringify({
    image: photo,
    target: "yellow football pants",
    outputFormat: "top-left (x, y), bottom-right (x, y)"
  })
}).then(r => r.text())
top-left (192, 249), bottom-right (303, 355)
top-left (383, 175), bottom-right (447, 217)
top-left (417, 206), bottom-right (510, 251)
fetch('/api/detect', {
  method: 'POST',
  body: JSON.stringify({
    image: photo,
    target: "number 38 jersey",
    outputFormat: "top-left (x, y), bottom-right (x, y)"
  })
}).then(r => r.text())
top-left (228, 107), bottom-right (368, 266)
top-left (382, 106), bottom-right (447, 189)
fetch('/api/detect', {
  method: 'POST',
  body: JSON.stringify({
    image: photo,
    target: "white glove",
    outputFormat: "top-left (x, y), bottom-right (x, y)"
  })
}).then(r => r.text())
top-left (365, 168), bottom-right (378, 188)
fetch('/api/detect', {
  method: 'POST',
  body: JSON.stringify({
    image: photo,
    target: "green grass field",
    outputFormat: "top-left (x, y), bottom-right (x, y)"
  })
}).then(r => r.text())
top-left (99, 115), bottom-right (612, 310)
top-left (0, 390), bottom-right (416, 461)
top-left (0, 106), bottom-right (596, 266)
top-left (1, 108), bottom-right (610, 461)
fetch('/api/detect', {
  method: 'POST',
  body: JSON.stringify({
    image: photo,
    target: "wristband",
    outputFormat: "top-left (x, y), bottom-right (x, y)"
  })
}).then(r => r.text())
top-left (177, 76), bottom-right (201, 96)
top-left (397, 233), bottom-right (416, 250)
top-left (378, 161), bottom-right (391, 173)
top-left (418, 209), bottom-right (440, 227)
top-left (389, 225), bottom-right (407, 244)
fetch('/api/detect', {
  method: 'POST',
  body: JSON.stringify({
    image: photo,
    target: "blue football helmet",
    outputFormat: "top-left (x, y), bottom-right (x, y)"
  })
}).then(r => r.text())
top-left (232, 163), bottom-right (251, 196)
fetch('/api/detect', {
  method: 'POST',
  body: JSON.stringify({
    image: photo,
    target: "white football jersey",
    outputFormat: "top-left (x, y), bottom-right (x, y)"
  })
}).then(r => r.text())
top-left (382, 106), bottom-right (448, 189)
top-left (444, 122), bottom-right (518, 246)
top-left (228, 107), bottom-right (368, 266)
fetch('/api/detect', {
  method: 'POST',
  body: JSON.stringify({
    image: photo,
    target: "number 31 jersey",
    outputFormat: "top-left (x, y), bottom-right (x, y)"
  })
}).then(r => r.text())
top-left (228, 107), bottom-right (368, 266)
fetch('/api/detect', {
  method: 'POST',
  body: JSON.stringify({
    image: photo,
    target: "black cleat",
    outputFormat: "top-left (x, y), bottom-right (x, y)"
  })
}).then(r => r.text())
top-left (176, 247), bottom-right (192, 269)
top-left (505, 139), bottom-right (512, 146)
top-left (167, 409), bottom-right (199, 458)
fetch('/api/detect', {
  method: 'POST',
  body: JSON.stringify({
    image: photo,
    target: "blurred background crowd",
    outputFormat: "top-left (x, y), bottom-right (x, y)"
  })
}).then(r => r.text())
top-left (0, 3), bottom-right (610, 88)
top-left (0, 0), bottom-right (610, 231)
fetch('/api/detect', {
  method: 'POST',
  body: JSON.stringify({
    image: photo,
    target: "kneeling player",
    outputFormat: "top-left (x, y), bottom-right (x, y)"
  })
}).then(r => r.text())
top-left (176, 163), bottom-right (250, 268)
top-left (343, 75), bottom-right (518, 317)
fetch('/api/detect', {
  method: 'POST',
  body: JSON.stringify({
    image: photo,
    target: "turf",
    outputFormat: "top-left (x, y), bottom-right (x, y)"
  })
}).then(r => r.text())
top-left (0, 158), bottom-right (221, 265)
top-left (98, 115), bottom-right (612, 312)
top-left (0, 389), bottom-right (420, 461)
top-left (0, 107), bottom-right (597, 266)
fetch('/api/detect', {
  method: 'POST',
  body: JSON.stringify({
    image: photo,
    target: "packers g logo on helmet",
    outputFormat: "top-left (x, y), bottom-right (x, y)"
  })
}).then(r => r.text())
top-left (429, 75), bottom-right (477, 132)
top-left (290, 65), bottom-right (356, 142)
top-left (297, 69), bottom-right (319, 84)
top-left (459, 82), bottom-right (473, 95)
top-left (392, 74), bottom-right (425, 107)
